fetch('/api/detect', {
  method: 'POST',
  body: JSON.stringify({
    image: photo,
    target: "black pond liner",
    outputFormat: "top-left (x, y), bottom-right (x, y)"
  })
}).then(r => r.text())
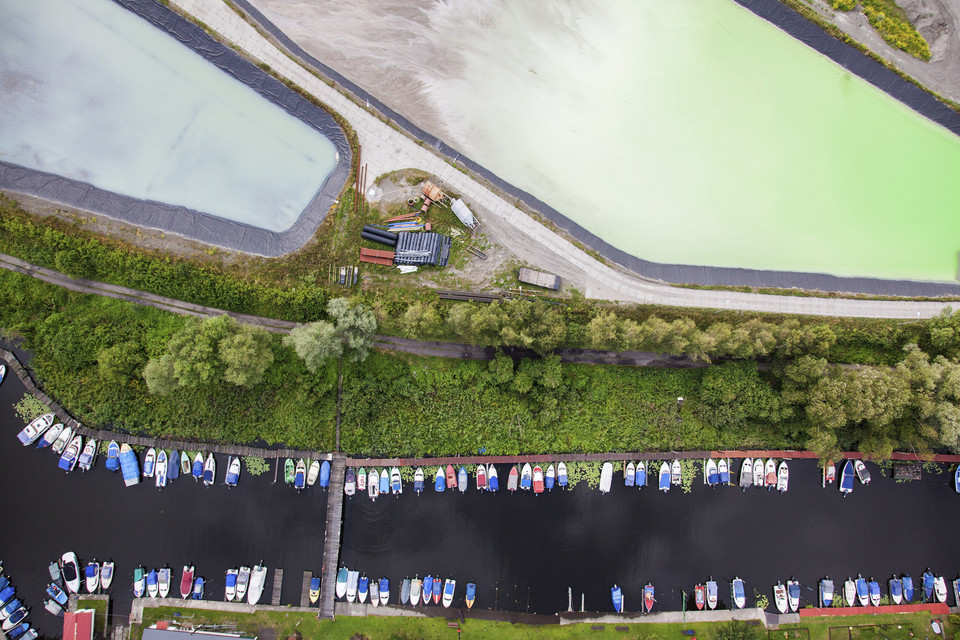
top-left (226, 0), bottom-right (960, 296)
top-left (0, 0), bottom-right (353, 258)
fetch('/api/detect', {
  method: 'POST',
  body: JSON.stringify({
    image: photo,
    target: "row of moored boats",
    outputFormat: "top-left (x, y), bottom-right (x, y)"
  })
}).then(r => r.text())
top-left (344, 463), bottom-right (571, 496)
top-left (0, 561), bottom-right (39, 640)
top-left (281, 458), bottom-right (331, 491)
top-left (334, 569), bottom-right (476, 610)
top-left (131, 564), bottom-right (267, 603)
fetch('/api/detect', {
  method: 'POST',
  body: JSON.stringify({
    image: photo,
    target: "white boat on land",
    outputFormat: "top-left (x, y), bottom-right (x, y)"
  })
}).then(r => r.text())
top-left (237, 566), bottom-right (250, 602)
top-left (307, 460), bottom-right (320, 486)
top-left (78, 438), bottom-right (98, 471)
top-left (17, 413), bottom-right (54, 445)
top-left (248, 564), bottom-right (267, 605)
top-left (52, 426), bottom-right (73, 454)
top-left (774, 582), bottom-right (788, 613)
top-left (357, 466), bottom-right (367, 492)
top-left (101, 561), bottom-right (114, 591)
top-left (777, 461), bottom-right (789, 492)
top-left (155, 450), bottom-right (168, 487)
top-left (753, 458), bottom-right (764, 487)
top-left (368, 468), bottom-right (379, 500)
top-left (671, 459), bottom-right (682, 485)
top-left (158, 567), bottom-right (171, 598)
top-left (599, 462), bottom-right (613, 493)
top-left (854, 460), bottom-right (871, 484)
top-left (740, 458), bottom-right (753, 488)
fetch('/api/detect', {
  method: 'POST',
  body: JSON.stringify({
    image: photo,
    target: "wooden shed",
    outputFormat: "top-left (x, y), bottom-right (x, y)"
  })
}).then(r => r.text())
top-left (518, 267), bottom-right (561, 290)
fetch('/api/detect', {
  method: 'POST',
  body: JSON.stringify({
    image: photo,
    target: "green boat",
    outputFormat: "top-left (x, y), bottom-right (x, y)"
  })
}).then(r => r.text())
top-left (284, 458), bottom-right (295, 484)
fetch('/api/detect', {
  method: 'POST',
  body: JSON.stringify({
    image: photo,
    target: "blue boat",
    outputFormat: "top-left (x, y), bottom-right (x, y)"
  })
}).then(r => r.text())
top-left (358, 576), bottom-right (369, 603)
top-left (840, 460), bottom-right (855, 495)
top-left (903, 575), bottom-right (914, 602)
top-left (105, 441), bottom-right (120, 472)
top-left (719, 459), bottom-right (730, 484)
top-left (202, 453), bottom-right (216, 486)
top-left (923, 571), bottom-right (935, 601)
top-left (392, 467), bottom-right (403, 494)
top-left (519, 463), bottom-right (532, 490)
top-left (192, 577), bottom-right (204, 600)
top-left (143, 448), bottom-right (156, 477)
top-left (434, 467), bottom-right (445, 492)
top-left (636, 461), bottom-right (646, 488)
top-left (192, 452), bottom-right (204, 481)
top-left (379, 469), bottom-right (389, 495)
top-left (423, 576), bottom-right (434, 604)
top-left (465, 582), bottom-right (476, 609)
top-left (432, 576), bottom-right (442, 604)
top-left (868, 579), bottom-right (881, 606)
top-left (611, 585), bottom-right (623, 613)
top-left (147, 570), bottom-right (159, 598)
top-left (855, 575), bottom-right (868, 606)
top-left (1, 599), bottom-right (21, 618)
top-left (659, 462), bottom-right (671, 492)
top-left (0, 588), bottom-right (15, 608)
top-left (119, 444), bottom-right (140, 486)
top-left (57, 436), bottom-right (81, 471)
top-left (625, 462), bottom-right (635, 487)
top-left (458, 466), bottom-right (468, 492)
top-left (889, 577), bottom-right (903, 604)
top-left (706, 459), bottom-right (719, 486)
top-left (414, 467), bottom-right (424, 493)
top-left (293, 459), bottom-right (306, 491)
top-left (819, 578), bottom-right (834, 607)
top-left (545, 465), bottom-right (555, 490)
top-left (3, 607), bottom-right (27, 631)
top-left (168, 449), bottom-right (179, 481)
top-left (731, 578), bottom-right (745, 609)
top-left (46, 583), bottom-right (67, 606)
top-left (0, 578), bottom-right (7, 593)
top-left (8, 623), bottom-right (29, 639)
top-left (319, 460), bottom-right (331, 488)
top-left (557, 462), bottom-right (568, 488)
top-left (379, 578), bottom-right (389, 605)
top-left (488, 464), bottom-right (499, 491)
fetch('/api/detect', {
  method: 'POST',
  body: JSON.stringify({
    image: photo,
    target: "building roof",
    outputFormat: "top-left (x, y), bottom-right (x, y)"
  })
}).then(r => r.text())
top-left (64, 609), bottom-right (95, 640)
top-left (143, 628), bottom-right (257, 640)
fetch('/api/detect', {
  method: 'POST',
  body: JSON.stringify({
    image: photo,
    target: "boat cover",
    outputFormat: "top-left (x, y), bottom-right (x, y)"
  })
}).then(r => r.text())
top-left (319, 460), bottom-right (331, 487)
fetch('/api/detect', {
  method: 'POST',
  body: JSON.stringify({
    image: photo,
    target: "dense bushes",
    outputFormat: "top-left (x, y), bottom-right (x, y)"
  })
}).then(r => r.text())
top-left (830, 0), bottom-right (931, 60)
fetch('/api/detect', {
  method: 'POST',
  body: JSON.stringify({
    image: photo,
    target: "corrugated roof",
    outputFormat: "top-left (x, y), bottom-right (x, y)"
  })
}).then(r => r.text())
top-left (64, 609), bottom-right (94, 640)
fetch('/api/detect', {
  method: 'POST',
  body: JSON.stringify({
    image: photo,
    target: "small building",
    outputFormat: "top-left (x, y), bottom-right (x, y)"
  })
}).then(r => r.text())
top-left (518, 267), bottom-right (561, 290)
top-left (143, 623), bottom-right (257, 640)
top-left (64, 609), bottom-right (95, 640)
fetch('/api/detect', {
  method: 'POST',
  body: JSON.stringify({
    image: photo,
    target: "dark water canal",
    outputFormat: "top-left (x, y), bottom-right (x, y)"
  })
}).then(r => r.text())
top-left (0, 372), bottom-right (327, 638)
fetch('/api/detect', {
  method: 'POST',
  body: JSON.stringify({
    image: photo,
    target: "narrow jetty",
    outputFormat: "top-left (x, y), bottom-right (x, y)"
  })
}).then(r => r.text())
top-left (271, 568), bottom-right (283, 606)
top-left (300, 571), bottom-right (313, 607)
top-left (318, 453), bottom-right (346, 619)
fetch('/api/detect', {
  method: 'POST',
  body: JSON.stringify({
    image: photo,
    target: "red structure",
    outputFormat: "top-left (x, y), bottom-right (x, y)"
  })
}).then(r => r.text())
top-left (799, 603), bottom-right (949, 617)
top-left (63, 609), bottom-right (95, 640)
top-left (359, 247), bottom-right (395, 266)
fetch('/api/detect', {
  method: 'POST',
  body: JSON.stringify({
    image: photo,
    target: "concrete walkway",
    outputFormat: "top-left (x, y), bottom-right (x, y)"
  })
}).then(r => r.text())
top-left (168, 0), bottom-right (956, 320)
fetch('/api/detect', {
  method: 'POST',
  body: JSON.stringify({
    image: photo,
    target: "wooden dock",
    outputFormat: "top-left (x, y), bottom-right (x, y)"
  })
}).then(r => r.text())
top-left (300, 571), bottom-right (313, 607)
top-left (317, 453), bottom-right (347, 619)
top-left (271, 568), bottom-right (283, 606)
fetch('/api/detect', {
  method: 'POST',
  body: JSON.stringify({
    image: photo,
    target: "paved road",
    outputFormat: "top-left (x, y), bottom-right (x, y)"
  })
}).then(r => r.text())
top-left (170, 0), bottom-right (959, 320)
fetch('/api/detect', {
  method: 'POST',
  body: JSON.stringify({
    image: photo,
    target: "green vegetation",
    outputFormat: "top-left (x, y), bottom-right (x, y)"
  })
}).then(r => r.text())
top-left (76, 598), bottom-right (108, 635)
top-left (13, 394), bottom-right (50, 423)
top-left (829, 0), bottom-right (931, 60)
top-left (243, 456), bottom-right (270, 476)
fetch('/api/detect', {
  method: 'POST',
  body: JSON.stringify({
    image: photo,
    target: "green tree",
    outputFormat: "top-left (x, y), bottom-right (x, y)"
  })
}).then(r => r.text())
top-left (283, 321), bottom-right (342, 373)
top-left (219, 327), bottom-right (274, 388)
top-left (143, 354), bottom-right (179, 395)
top-left (695, 361), bottom-right (784, 429)
top-left (402, 302), bottom-right (443, 337)
top-left (586, 310), bottom-right (620, 350)
top-left (98, 340), bottom-right (147, 384)
top-left (498, 300), bottom-right (566, 354)
top-left (327, 298), bottom-right (377, 362)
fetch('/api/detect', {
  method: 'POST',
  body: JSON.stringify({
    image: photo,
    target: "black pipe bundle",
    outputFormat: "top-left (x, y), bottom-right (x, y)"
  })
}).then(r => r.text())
top-left (362, 225), bottom-right (398, 242)
top-left (361, 230), bottom-right (396, 246)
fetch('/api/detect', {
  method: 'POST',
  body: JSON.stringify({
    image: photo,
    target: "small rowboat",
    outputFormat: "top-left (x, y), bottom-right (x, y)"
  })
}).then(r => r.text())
top-left (520, 463), bottom-right (533, 490)
top-left (180, 450), bottom-right (192, 477)
top-left (52, 426), bottom-right (73, 454)
top-left (414, 467), bottom-right (424, 494)
top-left (507, 466), bottom-right (519, 491)
top-left (143, 448), bottom-right (156, 478)
top-left (718, 458), bottom-right (729, 484)
top-left (38, 423), bottom-right (63, 449)
top-left (488, 464), bottom-right (499, 491)
top-left (442, 579), bottom-right (455, 608)
top-left (457, 466), bottom-right (468, 493)
top-left (636, 461), bottom-right (646, 488)
top-left (434, 467), bottom-right (445, 492)
top-left (643, 583), bottom-right (655, 613)
top-left (101, 562), bottom-right (114, 591)
top-left (155, 450), bottom-right (168, 487)
top-left (44, 599), bottom-right (63, 617)
top-left (625, 461), bottom-right (636, 487)
top-left (465, 582), bottom-right (476, 609)
top-left (731, 577), bottom-right (746, 609)
top-left (158, 567), bottom-right (171, 599)
top-left (889, 576), bottom-right (903, 605)
top-left (58, 435), bottom-right (83, 472)
top-left (545, 464), bottom-right (555, 490)
top-left (192, 577), bottom-right (204, 600)
top-left (344, 468), bottom-right (356, 496)
top-left (844, 578), bottom-right (856, 606)
top-left (284, 459), bottom-right (295, 484)
top-left (410, 577), bottom-right (422, 605)
top-left (192, 452), bottom-right (204, 481)
top-left (532, 465), bottom-right (544, 494)
top-left (777, 461), bottom-right (789, 492)
top-left (774, 582), bottom-right (788, 613)
top-left (477, 464), bottom-right (487, 491)
top-left (168, 449), bottom-right (179, 481)
top-left (611, 585), bottom-right (623, 613)
top-left (391, 467), bottom-right (402, 494)
top-left (17, 413), bottom-right (54, 446)
top-left (787, 579), bottom-right (800, 612)
top-left (765, 458), bottom-right (777, 488)
top-left (599, 462), bottom-right (613, 493)
top-left (319, 460), bottom-right (331, 488)
top-left (706, 458), bottom-right (718, 486)
top-left (78, 438), bottom-right (98, 471)
top-left (854, 460), bottom-right (871, 484)
top-left (840, 460), bottom-right (855, 495)
top-left (695, 583), bottom-right (705, 610)
top-left (368, 468), bottom-right (379, 500)
top-left (671, 460), bottom-right (682, 485)
top-left (446, 464), bottom-right (457, 489)
top-left (225, 456), bottom-right (241, 487)
top-left (740, 458), bottom-right (753, 489)
top-left (658, 462), bottom-right (670, 492)
top-left (336, 568), bottom-right (348, 599)
top-left (820, 578), bottom-right (834, 607)
top-left (379, 468), bottom-right (389, 495)
top-left (357, 466), bottom-right (367, 492)
top-left (307, 460), bottom-right (320, 486)
top-left (557, 462), bottom-right (568, 488)
top-left (401, 578), bottom-right (411, 605)
top-left (181, 566), bottom-right (195, 599)
top-left (202, 453), bottom-right (216, 486)
top-left (706, 579), bottom-right (718, 609)
top-left (825, 460), bottom-right (836, 485)
top-left (753, 458), bottom-right (764, 487)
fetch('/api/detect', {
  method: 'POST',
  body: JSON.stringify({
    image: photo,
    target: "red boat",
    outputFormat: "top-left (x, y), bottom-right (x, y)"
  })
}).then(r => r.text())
top-left (644, 584), bottom-right (655, 613)
top-left (180, 565), bottom-right (194, 599)
top-left (825, 460), bottom-right (836, 484)
top-left (476, 465), bottom-right (487, 490)
top-left (446, 464), bottom-right (456, 488)
top-left (532, 465), bottom-right (544, 494)
top-left (694, 584), bottom-right (705, 610)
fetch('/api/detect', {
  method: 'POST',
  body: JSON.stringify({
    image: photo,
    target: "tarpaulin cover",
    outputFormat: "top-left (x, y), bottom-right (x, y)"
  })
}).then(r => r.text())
top-left (0, 0), bottom-right (352, 257)
top-left (229, 0), bottom-right (960, 295)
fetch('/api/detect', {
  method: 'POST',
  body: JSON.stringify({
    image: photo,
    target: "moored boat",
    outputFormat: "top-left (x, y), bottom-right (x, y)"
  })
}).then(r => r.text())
top-left (147, 569), bottom-right (159, 599)
top-left (379, 577), bottom-right (389, 606)
top-left (644, 583), bottom-right (655, 613)
top-left (158, 566), bottom-right (171, 598)
top-left (695, 583), bottom-right (705, 610)
top-left (58, 435), bottom-right (83, 472)
top-left (532, 465), bottom-right (544, 494)
top-left (358, 575), bottom-right (369, 604)
top-left (61, 551), bottom-right (81, 594)
top-left (120, 444), bottom-right (140, 486)
top-left (432, 576), bottom-right (442, 605)
top-left (476, 464), bottom-right (487, 491)
top-left (636, 461), bottom-right (646, 488)
top-left (706, 579), bottom-right (718, 609)
top-left (319, 460), bottom-right (331, 488)
top-left (52, 425), bottom-right (73, 454)
top-left (347, 571), bottom-right (359, 603)
top-left (45, 599), bottom-right (64, 616)
top-left (442, 579), bottom-right (455, 608)
top-left (740, 458), bottom-right (753, 489)
top-left (236, 566), bottom-right (250, 602)
top-left (391, 466), bottom-right (402, 494)
top-left (38, 423), bottom-right (63, 449)
top-left (787, 579), bottom-right (800, 612)
top-left (0, 599), bottom-right (22, 622)
top-left (840, 461), bottom-right (855, 495)
top-left (309, 577), bottom-right (320, 604)
top-left (671, 459), bottom-right (682, 485)
top-left (465, 582), bottom-right (476, 609)
top-left (625, 461), bottom-right (636, 487)
top-left (155, 449), bottom-right (167, 487)
top-left (434, 467), bottom-right (445, 492)
top-left (889, 576), bottom-right (902, 605)
top-left (192, 452), bottom-right (204, 481)
top-left (46, 582), bottom-right (68, 607)
top-left (934, 576), bottom-right (947, 603)
top-left (133, 567), bottom-right (145, 598)
top-left (143, 447), bottom-right (156, 478)
top-left (820, 578), bottom-right (834, 607)
top-left (344, 468), bottom-right (356, 496)
top-left (248, 564), bottom-right (267, 605)
top-left (414, 467), bottom-right (424, 493)
top-left (843, 578), bottom-right (856, 606)
top-left (774, 582), bottom-right (788, 613)
top-left (753, 458), bottom-right (764, 487)
top-left (557, 462), bottom-right (568, 488)
top-left (765, 458), bottom-right (776, 488)
top-left (379, 468), bottom-right (389, 495)
top-left (446, 464), bottom-right (457, 489)
top-left (294, 459), bottom-right (306, 491)
top-left (955, 467), bottom-right (960, 493)
top-left (410, 576), bottom-right (422, 605)
top-left (422, 575), bottom-right (433, 605)
top-left (284, 459), bottom-right (295, 484)
top-left (488, 464), bottom-right (499, 492)
top-left (545, 464), bottom-right (555, 490)
top-left (777, 461), bottom-right (789, 492)
top-left (599, 462), bottom-right (613, 493)
top-left (168, 449), bottom-right (179, 481)
top-left (368, 468), bottom-right (379, 500)
top-left (868, 578), bottom-right (881, 606)
top-left (825, 460), bottom-right (836, 485)
top-left (181, 566), bottom-right (195, 599)
top-left (854, 460), bottom-right (871, 484)
top-left (718, 458), bottom-right (729, 484)
top-left (307, 460), bottom-right (320, 486)
top-left (17, 413), bottom-right (54, 446)
top-left (401, 578), bottom-right (411, 605)
top-left (856, 575), bottom-right (868, 606)
top-left (192, 577), bottom-right (204, 600)
top-left (202, 453), bottom-right (216, 486)
top-left (1, 607), bottom-right (27, 632)
top-left (357, 466), bottom-right (367, 492)
top-left (457, 466), bottom-right (467, 493)
top-left (507, 466), bottom-right (519, 491)
top-left (369, 577), bottom-right (379, 608)
top-left (224, 568), bottom-right (238, 602)
top-left (658, 462), bottom-right (670, 492)
top-left (954, 579), bottom-right (960, 608)
top-left (180, 450), bottom-right (192, 477)
top-left (923, 570), bottom-right (935, 601)
top-left (520, 463), bottom-right (533, 491)
top-left (336, 568), bottom-right (348, 600)
top-left (104, 441), bottom-right (119, 472)
top-left (706, 458), bottom-right (718, 486)
top-left (84, 561), bottom-right (100, 593)
top-left (78, 438), bottom-right (98, 473)
top-left (225, 456), bottom-right (241, 487)
top-left (611, 585), bottom-right (623, 613)
top-left (731, 577), bottom-right (745, 609)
